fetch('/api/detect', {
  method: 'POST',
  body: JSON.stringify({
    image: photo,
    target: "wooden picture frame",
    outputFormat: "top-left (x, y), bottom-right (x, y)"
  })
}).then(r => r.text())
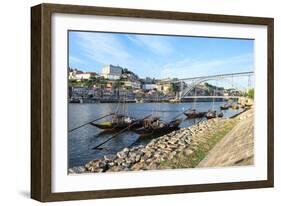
top-left (31, 3), bottom-right (274, 202)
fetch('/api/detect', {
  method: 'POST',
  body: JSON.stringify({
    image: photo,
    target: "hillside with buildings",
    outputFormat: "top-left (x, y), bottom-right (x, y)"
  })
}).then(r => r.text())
top-left (68, 64), bottom-right (242, 103)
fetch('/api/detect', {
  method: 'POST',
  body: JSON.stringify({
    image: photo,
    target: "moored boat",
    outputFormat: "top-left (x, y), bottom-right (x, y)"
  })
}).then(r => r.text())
top-left (220, 104), bottom-right (229, 110)
top-left (205, 110), bottom-right (216, 119)
top-left (90, 114), bottom-right (142, 131)
top-left (217, 112), bottom-right (224, 118)
top-left (134, 119), bottom-right (182, 137)
top-left (184, 109), bottom-right (206, 119)
top-left (231, 104), bottom-right (239, 110)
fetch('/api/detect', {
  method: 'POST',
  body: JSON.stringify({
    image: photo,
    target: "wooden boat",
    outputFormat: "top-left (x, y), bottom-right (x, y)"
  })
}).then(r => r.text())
top-left (231, 104), bottom-right (239, 110)
top-left (220, 104), bottom-right (229, 110)
top-left (90, 114), bottom-right (142, 131)
top-left (245, 103), bottom-right (252, 108)
top-left (69, 98), bottom-right (81, 103)
top-left (134, 119), bottom-right (182, 136)
top-left (205, 110), bottom-right (216, 119)
top-left (217, 112), bottom-right (224, 118)
top-left (184, 109), bottom-right (206, 119)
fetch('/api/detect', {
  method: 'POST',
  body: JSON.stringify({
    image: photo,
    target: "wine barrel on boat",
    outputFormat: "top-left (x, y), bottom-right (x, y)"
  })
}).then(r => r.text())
top-left (135, 119), bottom-right (182, 137)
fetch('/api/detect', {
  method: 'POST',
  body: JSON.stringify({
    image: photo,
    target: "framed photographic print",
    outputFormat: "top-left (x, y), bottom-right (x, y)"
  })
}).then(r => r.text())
top-left (31, 3), bottom-right (274, 202)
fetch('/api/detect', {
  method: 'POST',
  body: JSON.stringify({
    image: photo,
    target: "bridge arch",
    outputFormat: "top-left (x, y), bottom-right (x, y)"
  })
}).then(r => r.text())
top-left (179, 76), bottom-right (245, 99)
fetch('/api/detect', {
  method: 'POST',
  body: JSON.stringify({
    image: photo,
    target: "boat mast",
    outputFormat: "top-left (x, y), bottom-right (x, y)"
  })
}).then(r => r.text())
top-left (212, 80), bottom-right (217, 111)
top-left (193, 86), bottom-right (197, 110)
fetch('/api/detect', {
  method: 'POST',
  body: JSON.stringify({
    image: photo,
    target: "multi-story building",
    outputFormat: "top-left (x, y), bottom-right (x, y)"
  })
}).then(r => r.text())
top-left (124, 80), bottom-right (141, 89)
top-left (71, 87), bottom-right (89, 97)
top-left (69, 68), bottom-right (97, 80)
top-left (156, 82), bottom-right (172, 94)
top-left (142, 84), bottom-right (157, 91)
top-left (101, 64), bottom-right (123, 80)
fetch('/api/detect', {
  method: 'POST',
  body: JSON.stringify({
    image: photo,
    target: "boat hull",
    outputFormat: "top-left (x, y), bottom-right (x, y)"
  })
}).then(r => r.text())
top-left (135, 119), bottom-right (182, 137)
top-left (205, 111), bottom-right (216, 119)
top-left (184, 112), bottom-right (206, 119)
top-left (90, 121), bottom-right (142, 131)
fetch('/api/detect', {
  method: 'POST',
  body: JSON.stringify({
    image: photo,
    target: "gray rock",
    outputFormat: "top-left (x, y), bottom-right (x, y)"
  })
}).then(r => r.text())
top-left (108, 161), bottom-right (116, 167)
top-left (126, 156), bottom-right (136, 165)
top-left (115, 158), bottom-right (125, 166)
top-left (144, 151), bottom-right (153, 158)
top-left (148, 163), bottom-right (158, 170)
top-left (135, 150), bottom-right (145, 157)
top-left (135, 155), bottom-right (141, 162)
top-left (131, 163), bottom-right (143, 171)
top-left (107, 166), bottom-right (123, 172)
top-left (158, 143), bottom-right (167, 149)
top-left (178, 140), bottom-right (186, 146)
top-left (68, 166), bottom-right (86, 174)
top-left (97, 161), bottom-right (108, 170)
top-left (169, 138), bottom-right (178, 144)
top-left (168, 144), bottom-right (179, 150)
top-left (104, 154), bottom-right (116, 162)
top-left (117, 150), bottom-right (129, 159)
top-left (121, 162), bottom-right (131, 168)
top-left (128, 152), bottom-right (137, 158)
top-left (88, 165), bottom-right (105, 172)
top-left (146, 158), bottom-right (153, 163)
top-left (85, 159), bottom-right (100, 170)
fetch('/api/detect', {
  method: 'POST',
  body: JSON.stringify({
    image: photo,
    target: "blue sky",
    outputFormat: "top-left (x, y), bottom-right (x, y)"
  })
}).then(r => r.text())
top-left (68, 31), bottom-right (254, 80)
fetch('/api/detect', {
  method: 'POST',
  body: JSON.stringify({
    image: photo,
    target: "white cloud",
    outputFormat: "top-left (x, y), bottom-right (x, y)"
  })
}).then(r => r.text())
top-left (127, 35), bottom-right (173, 55)
top-left (159, 53), bottom-right (254, 79)
top-left (74, 32), bottom-right (132, 67)
top-left (69, 55), bottom-right (86, 66)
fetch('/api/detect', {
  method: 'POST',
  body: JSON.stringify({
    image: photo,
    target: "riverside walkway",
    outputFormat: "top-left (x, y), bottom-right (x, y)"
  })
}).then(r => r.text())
top-left (197, 108), bottom-right (254, 167)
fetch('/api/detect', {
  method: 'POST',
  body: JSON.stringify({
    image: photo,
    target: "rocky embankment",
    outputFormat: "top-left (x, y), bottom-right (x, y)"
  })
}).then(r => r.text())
top-left (69, 109), bottom-right (250, 174)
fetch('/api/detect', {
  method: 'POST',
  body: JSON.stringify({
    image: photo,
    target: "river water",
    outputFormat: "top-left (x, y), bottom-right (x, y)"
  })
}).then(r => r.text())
top-left (68, 102), bottom-right (243, 168)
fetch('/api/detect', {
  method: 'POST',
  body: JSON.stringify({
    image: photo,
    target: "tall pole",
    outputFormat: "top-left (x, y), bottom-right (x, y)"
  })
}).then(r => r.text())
top-left (248, 74), bottom-right (251, 89)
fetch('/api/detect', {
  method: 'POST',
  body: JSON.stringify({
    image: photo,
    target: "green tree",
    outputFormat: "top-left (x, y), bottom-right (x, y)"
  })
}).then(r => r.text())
top-left (69, 79), bottom-right (77, 87)
top-left (247, 88), bottom-right (254, 99)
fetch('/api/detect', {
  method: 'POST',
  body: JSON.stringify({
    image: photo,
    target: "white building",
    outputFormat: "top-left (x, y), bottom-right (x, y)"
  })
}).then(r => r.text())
top-left (124, 80), bottom-right (141, 89)
top-left (101, 65), bottom-right (123, 80)
top-left (75, 72), bottom-right (97, 80)
top-left (69, 69), bottom-right (82, 80)
top-left (142, 84), bottom-right (157, 90)
top-left (69, 69), bottom-right (97, 81)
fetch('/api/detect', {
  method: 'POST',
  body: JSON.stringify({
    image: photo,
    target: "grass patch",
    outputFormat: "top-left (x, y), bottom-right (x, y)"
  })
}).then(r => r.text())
top-left (159, 119), bottom-right (238, 169)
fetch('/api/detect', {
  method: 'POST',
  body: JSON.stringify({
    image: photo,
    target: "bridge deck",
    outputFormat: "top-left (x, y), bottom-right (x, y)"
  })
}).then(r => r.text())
top-left (167, 71), bottom-right (254, 82)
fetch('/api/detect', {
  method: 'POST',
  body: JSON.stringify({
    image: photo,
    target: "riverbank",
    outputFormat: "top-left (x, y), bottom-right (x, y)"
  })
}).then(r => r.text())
top-left (197, 108), bottom-right (254, 167)
top-left (69, 97), bottom-right (240, 104)
top-left (69, 108), bottom-right (253, 174)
